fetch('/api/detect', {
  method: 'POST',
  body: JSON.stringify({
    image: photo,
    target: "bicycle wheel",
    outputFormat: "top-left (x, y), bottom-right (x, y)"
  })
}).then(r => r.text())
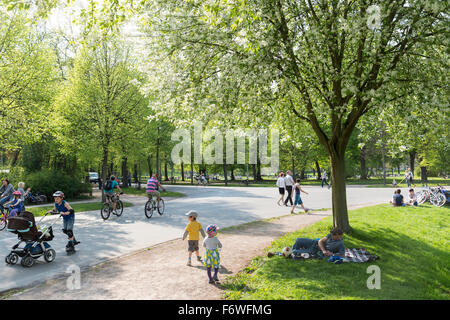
top-left (416, 191), bottom-right (427, 204)
top-left (144, 200), bottom-right (154, 219)
top-left (115, 200), bottom-right (124, 217)
top-left (158, 198), bottom-right (165, 215)
top-left (0, 215), bottom-right (6, 231)
top-left (101, 203), bottom-right (111, 220)
top-left (430, 193), bottom-right (446, 207)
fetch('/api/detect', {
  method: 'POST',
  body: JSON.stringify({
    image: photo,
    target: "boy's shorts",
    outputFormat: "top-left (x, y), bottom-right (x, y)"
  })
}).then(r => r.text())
top-left (63, 215), bottom-right (75, 230)
top-left (294, 194), bottom-right (303, 205)
top-left (188, 240), bottom-right (199, 252)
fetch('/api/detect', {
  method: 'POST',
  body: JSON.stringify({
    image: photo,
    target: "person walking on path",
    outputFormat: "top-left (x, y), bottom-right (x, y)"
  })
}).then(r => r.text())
top-left (284, 170), bottom-right (294, 206)
top-left (291, 178), bottom-right (310, 214)
top-left (405, 168), bottom-right (413, 188)
top-left (276, 172), bottom-right (286, 206)
top-left (182, 210), bottom-right (206, 266)
top-left (321, 169), bottom-right (330, 189)
top-left (203, 224), bottom-right (222, 284)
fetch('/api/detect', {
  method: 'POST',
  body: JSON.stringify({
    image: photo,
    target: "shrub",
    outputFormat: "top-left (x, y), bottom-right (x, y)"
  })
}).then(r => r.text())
top-left (24, 169), bottom-right (91, 200)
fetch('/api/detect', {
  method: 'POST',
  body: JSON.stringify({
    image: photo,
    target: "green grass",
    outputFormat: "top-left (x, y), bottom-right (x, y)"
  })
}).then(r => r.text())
top-left (222, 204), bottom-right (450, 300)
top-left (121, 187), bottom-right (185, 198)
top-left (27, 202), bottom-right (134, 217)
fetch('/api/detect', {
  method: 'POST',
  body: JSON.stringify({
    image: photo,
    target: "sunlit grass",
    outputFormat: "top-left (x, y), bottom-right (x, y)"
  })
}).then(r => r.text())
top-left (223, 204), bottom-right (450, 300)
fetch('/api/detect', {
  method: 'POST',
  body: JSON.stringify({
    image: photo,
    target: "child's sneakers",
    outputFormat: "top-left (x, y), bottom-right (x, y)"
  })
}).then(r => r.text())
top-left (187, 258), bottom-right (192, 266)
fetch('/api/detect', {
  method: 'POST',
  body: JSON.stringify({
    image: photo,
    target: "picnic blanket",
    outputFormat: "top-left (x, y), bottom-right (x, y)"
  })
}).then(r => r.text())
top-left (343, 248), bottom-right (379, 263)
top-left (274, 248), bottom-right (379, 263)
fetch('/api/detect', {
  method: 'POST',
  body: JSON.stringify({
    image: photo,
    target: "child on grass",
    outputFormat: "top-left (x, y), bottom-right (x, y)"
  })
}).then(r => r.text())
top-left (291, 178), bottom-right (310, 214)
top-left (203, 224), bottom-right (222, 284)
top-left (182, 210), bottom-right (206, 266)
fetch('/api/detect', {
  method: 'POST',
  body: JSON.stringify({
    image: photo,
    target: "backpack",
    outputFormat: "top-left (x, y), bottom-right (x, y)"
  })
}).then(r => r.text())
top-left (104, 179), bottom-right (113, 191)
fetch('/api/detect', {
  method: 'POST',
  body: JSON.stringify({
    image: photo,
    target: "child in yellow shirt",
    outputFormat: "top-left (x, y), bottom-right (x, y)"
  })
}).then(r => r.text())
top-left (182, 210), bottom-right (206, 266)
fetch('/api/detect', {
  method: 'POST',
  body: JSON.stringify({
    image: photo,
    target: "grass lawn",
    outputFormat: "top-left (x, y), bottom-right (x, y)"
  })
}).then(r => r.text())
top-left (121, 187), bottom-right (185, 198)
top-left (222, 204), bottom-right (450, 300)
top-left (26, 202), bottom-right (134, 217)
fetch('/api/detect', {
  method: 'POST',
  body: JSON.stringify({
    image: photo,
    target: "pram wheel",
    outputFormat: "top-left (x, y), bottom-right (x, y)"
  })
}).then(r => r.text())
top-left (44, 249), bottom-right (56, 263)
top-left (21, 255), bottom-right (35, 268)
top-left (6, 253), bottom-right (19, 265)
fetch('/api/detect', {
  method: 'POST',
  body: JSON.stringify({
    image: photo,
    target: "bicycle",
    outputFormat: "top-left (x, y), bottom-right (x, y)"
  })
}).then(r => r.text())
top-left (195, 176), bottom-right (208, 186)
top-left (144, 195), bottom-right (165, 219)
top-left (0, 209), bottom-right (10, 231)
top-left (416, 186), bottom-right (446, 207)
top-left (101, 192), bottom-right (124, 220)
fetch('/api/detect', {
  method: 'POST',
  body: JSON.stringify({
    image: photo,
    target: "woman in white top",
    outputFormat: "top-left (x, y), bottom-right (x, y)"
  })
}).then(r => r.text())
top-left (276, 172), bottom-right (286, 206)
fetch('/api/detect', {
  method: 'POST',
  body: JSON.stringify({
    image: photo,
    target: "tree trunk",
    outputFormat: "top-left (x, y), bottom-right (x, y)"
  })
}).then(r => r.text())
top-left (133, 162), bottom-right (138, 184)
top-left (164, 159), bottom-right (169, 181)
top-left (101, 149), bottom-right (108, 202)
top-left (256, 158), bottom-right (262, 181)
top-left (223, 162), bottom-right (228, 186)
top-left (10, 150), bottom-right (20, 167)
top-left (230, 166), bottom-right (235, 181)
top-left (419, 156), bottom-right (428, 184)
top-left (330, 153), bottom-right (351, 232)
top-left (147, 155), bottom-right (152, 177)
top-left (381, 144), bottom-right (386, 186)
top-left (360, 146), bottom-right (367, 180)
top-left (315, 161), bottom-right (321, 180)
top-left (190, 162), bottom-right (193, 185)
top-left (291, 154), bottom-right (295, 178)
top-left (300, 169), bottom-right (305, 180)
top-left (121, 157), bottom-right (128, 188)
top-left (409, 150), bottom-right (416, 175)
top-left (252, 164), bottom-right (257, 182)
top-left (138, 160), bottom-right (141, 190)
top-left (181, 161), bottom-right (185, 181)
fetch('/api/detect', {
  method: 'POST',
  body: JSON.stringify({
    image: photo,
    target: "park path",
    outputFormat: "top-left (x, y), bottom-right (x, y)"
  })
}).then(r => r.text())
top-left (0, 185), bottom-right (394, 295)
top-left (5, 203), bottom-right (384, 300)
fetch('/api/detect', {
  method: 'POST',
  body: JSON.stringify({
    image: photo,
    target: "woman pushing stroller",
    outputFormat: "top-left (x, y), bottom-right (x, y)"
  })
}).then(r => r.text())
top-left (47, 191), bottom-right (80, 254)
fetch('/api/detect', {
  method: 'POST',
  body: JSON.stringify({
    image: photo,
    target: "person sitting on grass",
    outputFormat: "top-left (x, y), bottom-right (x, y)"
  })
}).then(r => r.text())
top-left (407, 188), bottom-right (418, 206)
top-left (268, 227), bottom-right (346, 258)
top-left (390, 189), bottom-right (405, 207)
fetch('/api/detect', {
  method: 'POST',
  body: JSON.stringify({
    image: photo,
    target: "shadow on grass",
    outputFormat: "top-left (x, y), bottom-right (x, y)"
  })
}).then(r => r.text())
top-left (232, 227), bottom-right (449, 300)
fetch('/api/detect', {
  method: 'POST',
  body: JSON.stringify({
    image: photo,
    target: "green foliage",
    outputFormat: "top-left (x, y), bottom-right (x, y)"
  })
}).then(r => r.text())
top-left (24, 169), bottom-right (91, 200)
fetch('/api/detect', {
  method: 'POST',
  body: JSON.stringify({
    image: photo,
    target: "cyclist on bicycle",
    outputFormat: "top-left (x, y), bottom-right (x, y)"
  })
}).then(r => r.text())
top-left (146, 174), bottom-right (165, 208)
top-left (104, 175), bottom-right (123, 211)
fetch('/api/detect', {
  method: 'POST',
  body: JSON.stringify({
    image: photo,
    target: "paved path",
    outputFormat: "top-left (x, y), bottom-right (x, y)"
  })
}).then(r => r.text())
top-left (0, 185), bottom-right (394, 293)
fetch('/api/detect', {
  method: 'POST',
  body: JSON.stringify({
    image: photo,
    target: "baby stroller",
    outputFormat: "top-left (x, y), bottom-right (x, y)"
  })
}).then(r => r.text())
top-left (5, 211), bottom-right (58, 267)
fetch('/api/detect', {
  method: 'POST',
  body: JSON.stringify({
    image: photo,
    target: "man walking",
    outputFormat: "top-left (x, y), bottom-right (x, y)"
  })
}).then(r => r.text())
top-left (284, 170), bottom-right (294, 206)
top-left (405, 168), bottom-right (413, 188)
top-left (321, 169), bottom-right (330, 189)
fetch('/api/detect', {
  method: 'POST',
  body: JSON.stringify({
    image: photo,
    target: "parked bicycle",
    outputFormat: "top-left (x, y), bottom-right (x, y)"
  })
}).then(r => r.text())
top-left (195, 175), bottom-right (208, 186)
top-left (25, 192), bottom-right (47, 205)
top-left (416, 186), bottom-right (446, 207)
top-left (144, 195), bottom-right (165, 219)
top-left (101, 192), bottom-right (124, 220)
